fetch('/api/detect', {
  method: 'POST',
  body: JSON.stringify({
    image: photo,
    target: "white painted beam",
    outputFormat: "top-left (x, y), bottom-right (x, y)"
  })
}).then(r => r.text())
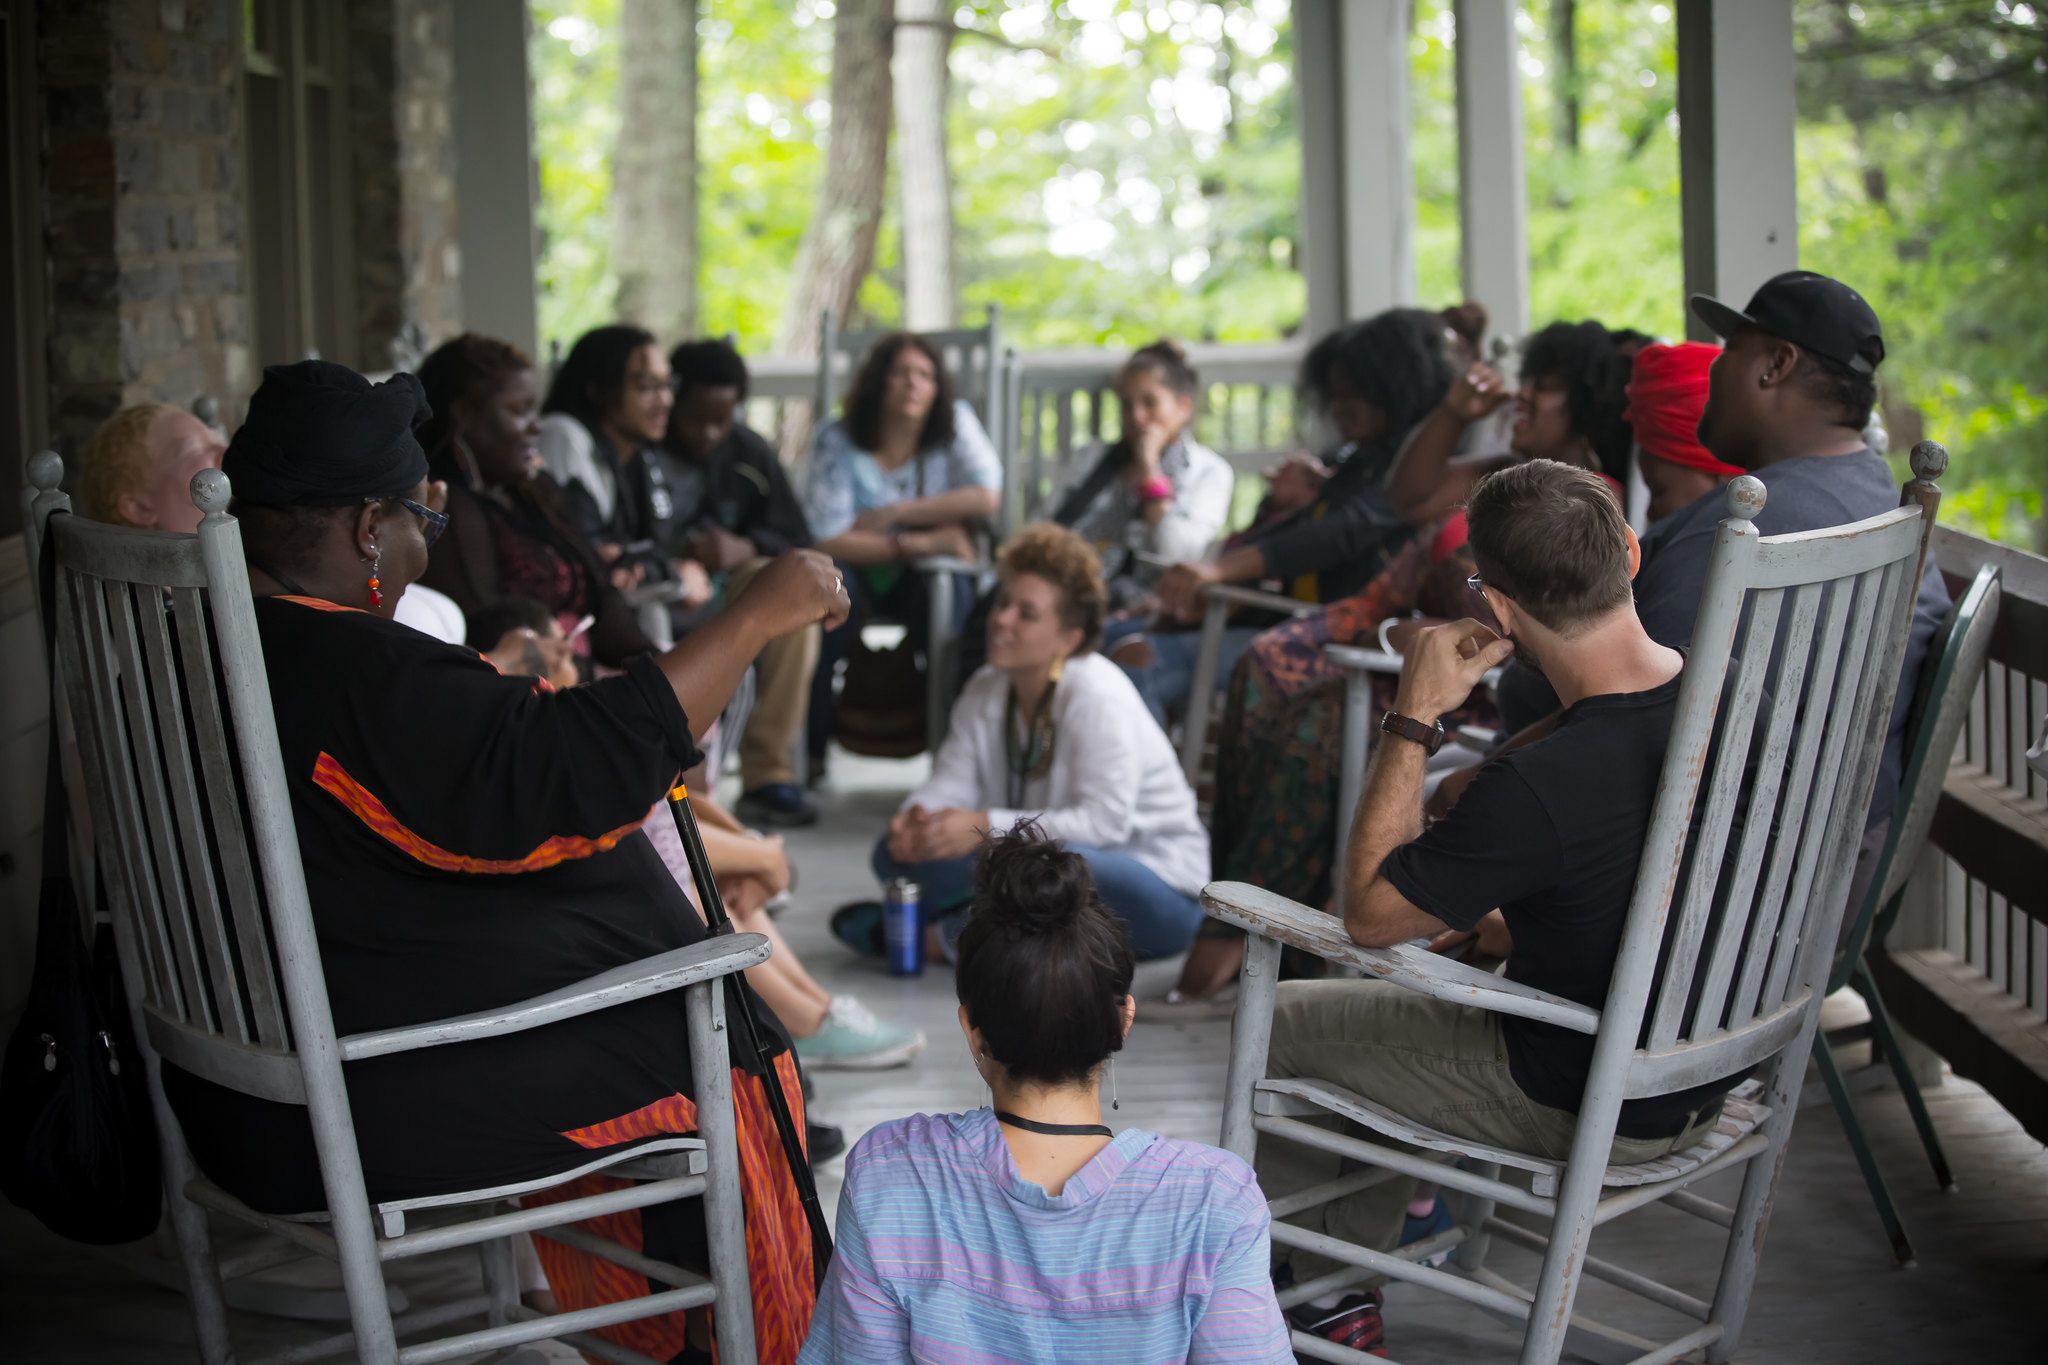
top-left (1676, 0), bottom-right (1798, 336)
top-left (1339, 0), bottom-right (1416, 321)
top-left (1295, 0), bottom-right (1347, 340)
top-left (1453, 0), bottom-right (1528, 340)
top-left (452, 0), bottom-right (541, 359)
top-left (1295, 0), bottom-right (1416, 335)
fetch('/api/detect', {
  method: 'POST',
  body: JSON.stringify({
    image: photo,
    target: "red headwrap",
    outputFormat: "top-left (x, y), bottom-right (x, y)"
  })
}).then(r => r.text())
top-left (1624, 342), bottom-right (1742, 478)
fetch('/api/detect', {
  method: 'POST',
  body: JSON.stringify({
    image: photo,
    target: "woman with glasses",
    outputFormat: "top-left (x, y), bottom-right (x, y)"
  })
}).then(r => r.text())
top-left (415, 332), bottom-right (659, 672)
top-left (169, 359), bottom-right (853, 1364)
top-left (541, 323), bottom-right (717, 609)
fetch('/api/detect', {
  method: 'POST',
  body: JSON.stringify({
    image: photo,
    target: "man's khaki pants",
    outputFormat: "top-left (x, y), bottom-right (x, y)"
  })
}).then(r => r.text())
top-left (725, 556), bottom-right (819, 790)
top-left (1255, 978), bottom-right (1719, 1285)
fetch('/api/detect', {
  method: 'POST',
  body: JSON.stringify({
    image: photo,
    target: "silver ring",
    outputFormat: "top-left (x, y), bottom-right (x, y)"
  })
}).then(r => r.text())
top-left (834, 574), bottom-right (845, 594)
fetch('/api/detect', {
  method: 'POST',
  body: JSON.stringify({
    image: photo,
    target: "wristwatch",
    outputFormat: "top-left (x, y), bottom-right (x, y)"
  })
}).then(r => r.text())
top-left (1380, 709), bottom-right (1446, 756)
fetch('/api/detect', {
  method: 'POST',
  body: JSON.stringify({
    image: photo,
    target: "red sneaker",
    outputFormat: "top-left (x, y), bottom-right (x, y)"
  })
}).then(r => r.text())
top-left (1287, 1288), bottom-right (1389, 1357)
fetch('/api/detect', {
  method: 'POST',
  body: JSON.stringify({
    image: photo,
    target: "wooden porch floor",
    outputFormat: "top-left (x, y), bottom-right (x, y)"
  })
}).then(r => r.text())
top-left (1, 749), bottom-right (2040, 1363)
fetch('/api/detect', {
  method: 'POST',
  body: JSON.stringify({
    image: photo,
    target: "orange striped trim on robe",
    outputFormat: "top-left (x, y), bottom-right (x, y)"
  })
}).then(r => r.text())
top-left (527, 1053), bottom-right (815, 1365)
top-left (275, 594), bottom-right (365, 614)
top-left (310, 752), bottom-right (648, 875)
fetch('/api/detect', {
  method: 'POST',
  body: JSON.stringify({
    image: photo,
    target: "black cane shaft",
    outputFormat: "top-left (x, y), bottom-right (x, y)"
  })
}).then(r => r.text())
top-left (665, 787), bottom-right (834, 1285)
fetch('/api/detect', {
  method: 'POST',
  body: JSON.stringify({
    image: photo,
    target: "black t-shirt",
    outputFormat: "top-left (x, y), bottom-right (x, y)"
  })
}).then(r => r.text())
top-left (1381, 671), bottom-right (1733, 1138)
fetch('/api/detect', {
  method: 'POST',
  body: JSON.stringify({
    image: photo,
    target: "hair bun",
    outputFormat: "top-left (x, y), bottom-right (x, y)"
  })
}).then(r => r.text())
top-left (973, 820), bottom-right (1093, 933)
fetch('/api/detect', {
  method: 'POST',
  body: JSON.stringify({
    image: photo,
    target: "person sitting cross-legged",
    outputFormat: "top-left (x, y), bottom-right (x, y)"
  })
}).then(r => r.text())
top-left (800, 825), bottom-right (1291, 1364)
top-left (836, 523), bottom-right (1209, 964)
top-left (1258, 460), bottom-right (1740, 1356)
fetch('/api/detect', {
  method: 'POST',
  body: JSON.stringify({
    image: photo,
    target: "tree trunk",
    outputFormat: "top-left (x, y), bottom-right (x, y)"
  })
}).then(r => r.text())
top-left (775, 0), bottom-right (895, 353)
top-left (614, 0), bottom-right (699, 338)
top-left (1550, 0), bottom-right (1579, 155)
top-left (894, 0), bottom-right (955, 331)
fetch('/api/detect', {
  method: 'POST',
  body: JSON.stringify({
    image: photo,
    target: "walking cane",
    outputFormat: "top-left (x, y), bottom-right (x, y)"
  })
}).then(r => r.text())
top-left (664, 781), bottom-right (834, 1288)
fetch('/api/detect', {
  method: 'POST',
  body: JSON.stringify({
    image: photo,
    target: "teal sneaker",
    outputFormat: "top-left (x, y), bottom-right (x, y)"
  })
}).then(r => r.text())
top-left (794, 996), bottom-right (926, 1071)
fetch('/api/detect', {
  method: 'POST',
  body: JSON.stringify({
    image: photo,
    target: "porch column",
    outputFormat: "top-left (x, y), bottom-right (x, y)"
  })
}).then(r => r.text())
top-left (1453, 0), bottom-right (1528, 341)
top-left (1296, 0), bottom-right (1415, 337)
top-left (451, 0), bottom-right (540, 358)
top-left (1676, 0), bottom-right (1797, 337)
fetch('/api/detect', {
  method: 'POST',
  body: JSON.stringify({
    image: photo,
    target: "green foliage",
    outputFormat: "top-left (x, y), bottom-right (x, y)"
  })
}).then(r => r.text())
top-left (530, 0), bottom-right (2046, 547)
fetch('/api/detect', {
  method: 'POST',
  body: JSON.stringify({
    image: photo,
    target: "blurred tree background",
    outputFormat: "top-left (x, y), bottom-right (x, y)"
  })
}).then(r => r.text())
top-left (529, 0), bottom-right (2045, 547)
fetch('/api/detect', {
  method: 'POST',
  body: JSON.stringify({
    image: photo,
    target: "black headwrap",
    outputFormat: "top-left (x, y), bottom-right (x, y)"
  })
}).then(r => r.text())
top-left (223, 360), bottom-right (433, 507)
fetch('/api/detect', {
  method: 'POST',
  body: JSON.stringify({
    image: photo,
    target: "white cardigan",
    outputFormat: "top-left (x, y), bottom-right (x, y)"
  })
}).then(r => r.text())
top-left (903, 652), bottom-right (1210, 896)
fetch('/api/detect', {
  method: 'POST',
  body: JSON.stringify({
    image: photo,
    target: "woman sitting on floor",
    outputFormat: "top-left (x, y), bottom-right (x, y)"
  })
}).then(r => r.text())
top-left (801, 825), bottom-right (1290, 1364)
top-left (1167, 318), bottom-right (1645, 1007)
top-left (837, 524), bottom-right (1208, 962)
top-left (162, 359), bottom-right (850, 1365)
top-left (804, 331), bottom-right (1004, 765)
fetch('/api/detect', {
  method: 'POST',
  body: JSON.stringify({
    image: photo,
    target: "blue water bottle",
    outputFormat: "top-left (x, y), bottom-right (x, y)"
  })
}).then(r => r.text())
top-left (883, 878), bottom-right (924, 977)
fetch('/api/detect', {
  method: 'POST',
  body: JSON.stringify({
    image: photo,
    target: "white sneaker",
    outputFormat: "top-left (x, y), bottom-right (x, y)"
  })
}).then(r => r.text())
top-left (794, 996), bottom-right (926, 1071)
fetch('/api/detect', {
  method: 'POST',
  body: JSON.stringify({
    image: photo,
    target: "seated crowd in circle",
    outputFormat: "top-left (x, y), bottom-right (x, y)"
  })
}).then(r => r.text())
top-left (61, 265), bottom-right (1955, 1364)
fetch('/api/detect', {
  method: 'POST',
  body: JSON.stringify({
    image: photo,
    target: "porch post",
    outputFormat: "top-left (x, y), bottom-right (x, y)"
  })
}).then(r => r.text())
top-left (1677, 0), bottom-right (1797, 337)
top-left (451, 0), bottom-right (540, 358)
top-left (1295, 0), bottom-right (1415, 336)
top-left (1453, 0), bottom-right (1528, 340)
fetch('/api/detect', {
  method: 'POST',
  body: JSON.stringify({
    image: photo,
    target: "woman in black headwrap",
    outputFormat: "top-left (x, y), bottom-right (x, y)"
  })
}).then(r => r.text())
top-left (160, 360), bottom-right (850, 1364)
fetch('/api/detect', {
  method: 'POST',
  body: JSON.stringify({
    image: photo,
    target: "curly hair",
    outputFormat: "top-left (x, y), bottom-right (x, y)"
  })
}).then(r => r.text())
top-left (1519, 320), bottom-right (1636, 481)
top-left (77, 403), bottom-right (181, 524)
top-left (1300, 307), bottom-right (1458, 444)
top-left (417, 333), bottom-right (534, 483)
top-left (841, 332), bottom-right (959, 453)
top-left (996, 522), bottom-right (1108, 654)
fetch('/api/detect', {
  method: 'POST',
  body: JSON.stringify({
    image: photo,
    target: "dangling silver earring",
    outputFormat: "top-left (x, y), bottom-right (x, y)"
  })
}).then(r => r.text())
top-left (1108, 1055), bottom-right (1120, 1112)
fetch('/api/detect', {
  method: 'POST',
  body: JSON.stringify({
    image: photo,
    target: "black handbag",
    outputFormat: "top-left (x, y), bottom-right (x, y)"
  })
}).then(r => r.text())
top-left (0, 516), bottom-right (162, 1244)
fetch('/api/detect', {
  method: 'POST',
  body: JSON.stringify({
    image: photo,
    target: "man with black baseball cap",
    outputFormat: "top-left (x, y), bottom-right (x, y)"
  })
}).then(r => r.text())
top-left (1477, 268), bottom-right (1946, 859)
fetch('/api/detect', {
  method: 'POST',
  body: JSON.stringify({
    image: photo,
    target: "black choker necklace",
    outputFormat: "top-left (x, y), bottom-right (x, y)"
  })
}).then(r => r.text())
top-left (994, 1109), bottom-right (1111, 1138)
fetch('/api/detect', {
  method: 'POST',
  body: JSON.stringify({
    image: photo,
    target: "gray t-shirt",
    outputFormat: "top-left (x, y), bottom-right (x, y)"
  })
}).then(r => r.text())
top-left (1495, 449), bottom-right (1950, 826)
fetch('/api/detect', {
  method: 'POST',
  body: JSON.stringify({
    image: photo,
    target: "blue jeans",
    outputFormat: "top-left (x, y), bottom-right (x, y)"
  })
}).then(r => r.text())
top-left (1117, 625), bottom-right (1263, 728)
top-left (870, 837), bottom-right (1203, 961)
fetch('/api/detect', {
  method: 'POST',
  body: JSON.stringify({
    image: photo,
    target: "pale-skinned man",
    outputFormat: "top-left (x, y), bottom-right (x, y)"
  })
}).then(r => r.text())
top-left (1262, 460), bottom-right (1735, 1357)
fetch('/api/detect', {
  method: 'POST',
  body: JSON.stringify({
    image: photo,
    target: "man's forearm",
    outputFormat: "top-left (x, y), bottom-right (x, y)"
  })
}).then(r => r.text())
top-left (1343, 734), bottom-right (1430, 927)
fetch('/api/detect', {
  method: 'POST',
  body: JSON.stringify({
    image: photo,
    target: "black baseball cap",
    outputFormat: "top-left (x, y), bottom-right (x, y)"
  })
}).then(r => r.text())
top-left (1689, 270), bottom-right (1886, 375)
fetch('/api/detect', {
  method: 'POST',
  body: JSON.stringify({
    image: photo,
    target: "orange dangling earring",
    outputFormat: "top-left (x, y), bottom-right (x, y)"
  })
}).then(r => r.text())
top-left (366, 545), bottom-right (383, 609)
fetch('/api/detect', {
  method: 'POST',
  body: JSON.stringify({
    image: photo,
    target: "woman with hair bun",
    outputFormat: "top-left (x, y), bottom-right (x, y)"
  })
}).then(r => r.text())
top-left (799, 825), bottom-right (1290, 1363)
top-left (837, 523), bottom-right (1209, 961)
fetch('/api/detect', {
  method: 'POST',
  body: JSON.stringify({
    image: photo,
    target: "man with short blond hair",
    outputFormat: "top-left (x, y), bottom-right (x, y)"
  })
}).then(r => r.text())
top-left (77, 403), bottom-right (226, 534)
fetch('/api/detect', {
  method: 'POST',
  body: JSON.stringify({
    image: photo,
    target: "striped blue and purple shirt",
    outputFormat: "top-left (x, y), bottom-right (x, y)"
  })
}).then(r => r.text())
top-left (798, 1108), bottom-right (1291, 1363)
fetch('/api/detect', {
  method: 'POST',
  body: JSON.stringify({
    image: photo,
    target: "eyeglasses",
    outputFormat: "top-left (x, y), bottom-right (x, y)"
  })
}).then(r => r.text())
top-left (1467, 572), bottom-right (1486, 595)
top-left (368, 495), bottom-right (449, 548)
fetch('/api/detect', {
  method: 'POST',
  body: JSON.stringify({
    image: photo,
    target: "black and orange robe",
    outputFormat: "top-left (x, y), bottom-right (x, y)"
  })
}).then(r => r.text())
top-left (164, 594), bottom-right (814, 1363)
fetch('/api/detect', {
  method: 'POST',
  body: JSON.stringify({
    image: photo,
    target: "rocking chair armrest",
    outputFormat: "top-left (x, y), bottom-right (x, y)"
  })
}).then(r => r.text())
top-left (1325, 643), bottom-right (1406, 677)
top-left (338, 933), bottom-right (773, 1063)
top-left (1200, 583), bottom-right (1319, 618)
top-left (1325, 643), bottom-right (1506, 691)
top-left (1200, 882), bottom-right (1601, 1035)
top-left (911, 554), bottom-right (986, 577)
top-left (624, 580), bottom-right (691, 608)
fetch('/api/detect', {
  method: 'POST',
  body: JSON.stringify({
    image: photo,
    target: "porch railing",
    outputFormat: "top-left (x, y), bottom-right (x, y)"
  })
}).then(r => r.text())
top-left (1885, 525), bottom-right (2048, 1142)
top-left (744, 340), bottom-right (1311, 531)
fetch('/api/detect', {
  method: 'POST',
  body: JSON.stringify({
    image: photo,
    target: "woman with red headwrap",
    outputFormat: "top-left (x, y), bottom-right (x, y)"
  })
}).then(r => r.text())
top-left (1626, 341), bottom-right (1744, 522)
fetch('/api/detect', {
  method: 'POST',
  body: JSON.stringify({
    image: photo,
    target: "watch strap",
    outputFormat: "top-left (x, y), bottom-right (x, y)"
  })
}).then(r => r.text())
top-left (1379, 709), bottom-right (1446, 756)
